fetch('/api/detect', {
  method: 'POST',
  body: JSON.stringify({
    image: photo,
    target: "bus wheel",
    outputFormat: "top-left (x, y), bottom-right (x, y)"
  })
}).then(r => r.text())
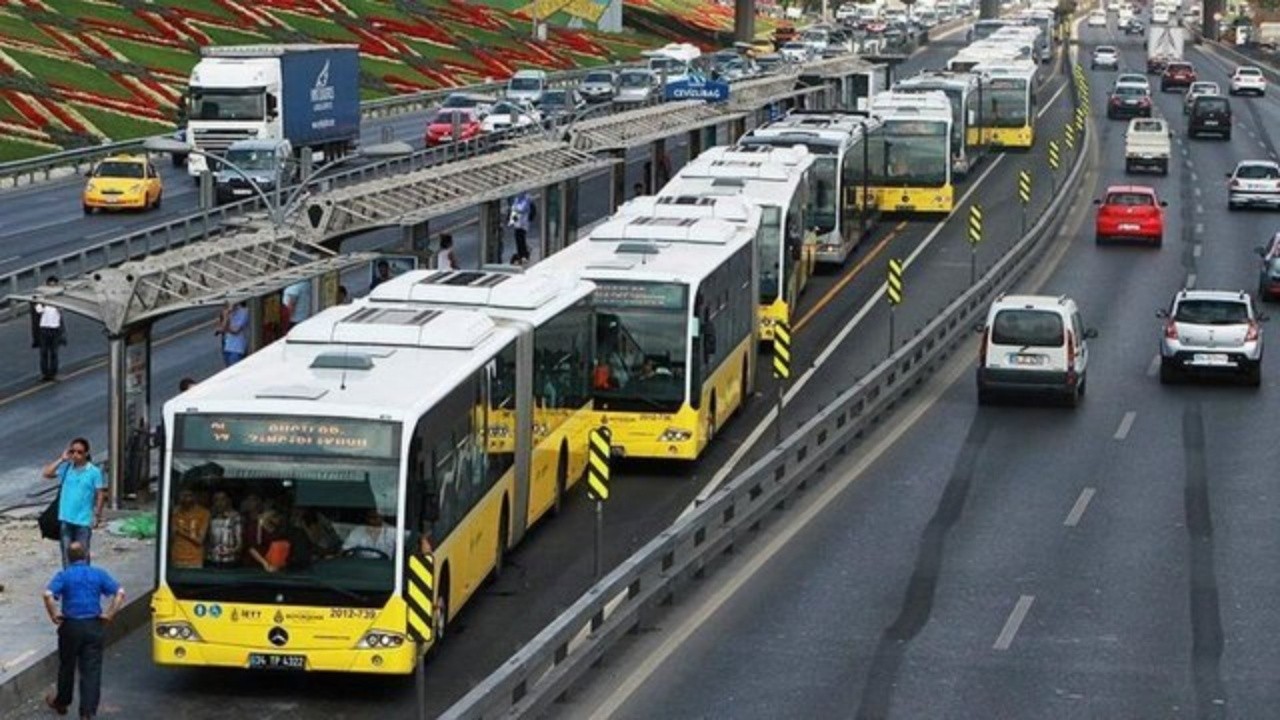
top-left (739, 355), bottom-right (750, 412)
top-left (554, 442), bottom-right (569, 516)
top-left (706, 394), bottom-right (718, 444)
top-left (432, 572), bottom-right (449, 651)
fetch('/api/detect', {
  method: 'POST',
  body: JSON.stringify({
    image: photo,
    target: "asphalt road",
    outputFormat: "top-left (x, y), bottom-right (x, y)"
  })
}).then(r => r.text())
top-left (565, 19), bottom-right (1280, 720)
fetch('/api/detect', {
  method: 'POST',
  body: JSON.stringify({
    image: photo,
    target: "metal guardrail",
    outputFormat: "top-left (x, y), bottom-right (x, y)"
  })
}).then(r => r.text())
top-left (439, 49), bottom-right (1093, 720)
top-left (1199, 37), bottom-right (1280, 84)
top-left (0, 62), bottom-right (647, 191)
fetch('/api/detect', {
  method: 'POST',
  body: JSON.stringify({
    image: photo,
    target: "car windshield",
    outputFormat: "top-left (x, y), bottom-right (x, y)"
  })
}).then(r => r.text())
top-left (784, 42), bottom-right (807, 50)
top-left (1197, 97), bottom-right (1229, 112)
top-left (1167, 64), bottom-right (1193, 73)
top-left (1097, 46), bottom-right (1117, 54)
top-left (441, 95), bottom-right (483, 109)
top-left (94, 161), bottom-right (144, 178)
top-left (1190, 84), bottom-right (1219, 94)
top-left (619, 72), bottom-right (652, 88)
top-left (991, 309), bottom-right (1064, 347)
top-left (543, 91), bottom-right (567, 104)
top-left (1174, 300), bottom-right (1250, 325)
top-left (431, 109), bottom-right (473, 125)
top-left (1106, 192), bottom-right (1155, 206)
top-left (1238, 68), bottom-right (1262, 76)
top-left (1131, 120), bottom-right (1164, 132)
top-left (223, 149), bottom-right (277, 171)
top-left (584, 72), bottom-right (613, 84)
top-left (1117, 75), bottom-right (1146, 85)
top-left (510, 77), bottom-right (542, 91)
top-left (1237, 165), bottom-right (1280, 179)
top-left (1114, 86), bottom-right (1147, 97)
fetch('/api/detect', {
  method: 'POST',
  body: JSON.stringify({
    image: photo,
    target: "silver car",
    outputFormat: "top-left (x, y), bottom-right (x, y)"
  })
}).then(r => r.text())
top-left (1227, 160), bottom-right (1280, 210)
top-left (615, 69), bottom-right (658, 104)
top-left (1159, 289), bottom-right (1267, 385)
top-left (580, 69), bottom-right (617, 103)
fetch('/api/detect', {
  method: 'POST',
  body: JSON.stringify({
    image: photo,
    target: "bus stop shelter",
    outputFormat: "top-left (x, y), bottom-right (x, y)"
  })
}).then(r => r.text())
top-left (9, 221), bottom-right (377, 507)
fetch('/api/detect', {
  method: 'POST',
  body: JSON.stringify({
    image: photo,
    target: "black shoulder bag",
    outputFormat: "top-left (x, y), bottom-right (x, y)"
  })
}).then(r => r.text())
top-left (37, 464), bottom-right (65, 541)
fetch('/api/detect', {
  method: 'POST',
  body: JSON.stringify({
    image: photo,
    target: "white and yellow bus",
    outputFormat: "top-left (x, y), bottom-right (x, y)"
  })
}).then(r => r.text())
top-left (657, 144), bottom-right (815, 341)
top-left (973, 61), bottom-right (1038, 149)
top-left (528, 205), bottom-right (758, 460)
top-left (893, 72), bottom-right (983, 179)
top-left (154, 271), bottom-right (594, 674)
top-left (858, 90), bottom-right (955, 214)
top-left (738, 110), bottom-right (884, 265)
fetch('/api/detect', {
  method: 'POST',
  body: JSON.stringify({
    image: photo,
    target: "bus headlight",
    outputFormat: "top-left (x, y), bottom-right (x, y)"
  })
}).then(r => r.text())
top-left (760, 317), bottom-right (776, 327)
top-left (659, 428), bottom-right (693, 442)
top-left (488, 425), bottom-right (511, 438)
top-left (156, 622), bottom-right (202, 642)
top-left (358, 631), bottom-right (406, 649)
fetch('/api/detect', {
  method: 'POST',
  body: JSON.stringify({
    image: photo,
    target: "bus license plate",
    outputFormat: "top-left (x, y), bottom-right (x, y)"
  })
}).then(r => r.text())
top-left (248, 653), bottom-right (306, 670)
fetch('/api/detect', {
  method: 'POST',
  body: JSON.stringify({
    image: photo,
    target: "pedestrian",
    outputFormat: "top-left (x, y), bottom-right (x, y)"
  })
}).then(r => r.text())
top-left (508, 192), bottom-right (535, 263)
top-left (216, 301), bottom-right (249, 367)
top-left (43, 438), bottom-right (106, 569)
top-left (281, 279), bottom-right (312, 330)
top-left (632, 182), bottom-right (644, 199)
top-left (436, 234), bottom-right (459, 270)
top-left (337, 285), bottom-right (350, 304)
top-left (42, 541), bottom-right (125, 720)
top-left (370, 260), bottom-right (393, 290)
top-left (35, 276), bottom-right (65, 381)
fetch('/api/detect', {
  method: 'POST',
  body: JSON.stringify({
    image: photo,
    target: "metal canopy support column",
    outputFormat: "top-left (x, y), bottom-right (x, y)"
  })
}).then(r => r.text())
top-left (650, 137), bottom-right (666, 192)
top-left (480, 199), bottom-right (503, 267)
top-left (564, 177), bottom-right (579, 246)
top-left (689, 127), bottom-right (703, 159)
top-left (610, 150), bottom-right (626, 211)
top-left (730, 116), bottom-right (746, 142)
top-left (107, 333), bottom-right (125, 510)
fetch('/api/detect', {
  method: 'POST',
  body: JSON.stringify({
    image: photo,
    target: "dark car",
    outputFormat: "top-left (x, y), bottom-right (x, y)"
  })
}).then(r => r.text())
top-left (1256, 232), bottom-right (1280, 301)
top-left (1188, 94), bottom-right (1232, 139)
top-left (1160, 61), bottom-right (1197, 92)
top-left (1108, 85), bottom-right (1153, 119)
top-left (539, 88), bottom-right (585, 118)
top-left (1123, 18), bottom-right (1145, 35)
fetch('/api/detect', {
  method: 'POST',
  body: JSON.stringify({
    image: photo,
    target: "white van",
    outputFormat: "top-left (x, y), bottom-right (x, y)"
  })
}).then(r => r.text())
top-left (506, 69), bottom-right (548, 105)
top-left (977, 294), bottom-right (1097, 406)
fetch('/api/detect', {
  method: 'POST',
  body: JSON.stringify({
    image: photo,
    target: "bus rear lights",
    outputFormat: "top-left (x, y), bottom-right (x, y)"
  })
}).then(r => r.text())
top-left (659, 428), bottom-right (693, 442)
top-left (156, 622), bottom-right (202, 642)
top-left (358, 631), bottom-right (405, 649)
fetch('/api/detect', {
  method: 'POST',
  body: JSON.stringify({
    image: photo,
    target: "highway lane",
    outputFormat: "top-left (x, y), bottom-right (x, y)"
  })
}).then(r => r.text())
top-left (0, 29), bottom-right (1063, 720)
top-left (571, 21), bottom-right (1280, 720)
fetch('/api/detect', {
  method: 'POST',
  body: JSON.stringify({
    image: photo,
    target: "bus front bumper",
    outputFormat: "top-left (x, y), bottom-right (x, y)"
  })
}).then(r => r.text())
top-left (153, 635), bottom-right (418, 674)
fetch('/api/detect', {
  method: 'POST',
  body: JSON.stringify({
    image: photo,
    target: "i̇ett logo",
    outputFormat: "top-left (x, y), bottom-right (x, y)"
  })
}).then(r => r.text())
top-left (268, 627), bottom-right (289, 647)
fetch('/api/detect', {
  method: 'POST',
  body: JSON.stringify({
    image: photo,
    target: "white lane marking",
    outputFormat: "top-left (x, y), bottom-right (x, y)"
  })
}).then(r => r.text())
top-left (0, 254), bottom-right (20, 264)
top-left (1194, 222), bottom-right (1204, 235)
top-left (1147, 354), bottom-right (1161, 377)
top-left (1113, 411), bottom-right (1137, 440)
top-left (1261, 141), bottom-right (1270, 151)
top-left (1193, 244), bottom-right (1202, 258)
top-left (1187, 273), bottom-right (1198, 287)
top-left (1190, 171), bottom-right (1198, 182)
top-left (1195, 204), bottom-right (1203, 214)
top-left (1063, 487), bottom-right (1097, 528)
top-left (592, 345), bottom-right (979, 719)
top-left (1185, 158), bottom-right (1193, 167)
top-left (1193, 187), bottom-right (1202, 198)
top-left (993, 595), bottom-right (1036, 651)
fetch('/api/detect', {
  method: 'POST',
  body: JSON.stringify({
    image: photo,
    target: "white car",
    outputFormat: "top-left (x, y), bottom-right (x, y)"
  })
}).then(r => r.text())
top-left (1159, 289), bottom-right (1265, 386)
top-left (780, 41), bottom-right (811, 63)
top-left (1088, 10), bottom-right (1107, 26)
top-left (1092, 45), bottom-right (1120, 70)
top-left (977, 294), bottom-right (1096, 406)
top-left (1227, 160), bottom-right (1280, 210)
top-left (1229, 66), bottom-right (1267, 96)
top-left (1114, 73), bottom-right (1151, 93)
top-left (481, 100), bottom-right (541, 133)
top-left (1183, 81), bottom-right (1220, 114)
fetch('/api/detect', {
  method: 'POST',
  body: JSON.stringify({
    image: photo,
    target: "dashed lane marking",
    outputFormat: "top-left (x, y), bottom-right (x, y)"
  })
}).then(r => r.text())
top-left (1064, 488), bottom-right (1097, 528)
top-left (1114, 411), bottom-right (1137, 440)
top-left (993, 595), bottom-right (1036, 651)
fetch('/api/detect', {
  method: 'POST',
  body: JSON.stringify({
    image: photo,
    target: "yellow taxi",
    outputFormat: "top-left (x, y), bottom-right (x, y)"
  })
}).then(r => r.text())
top-left (82, 154), bottom-right (162, 214)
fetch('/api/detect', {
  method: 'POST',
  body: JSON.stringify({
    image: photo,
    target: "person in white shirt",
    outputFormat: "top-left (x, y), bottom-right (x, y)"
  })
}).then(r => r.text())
top-left (342, 509), bottom-right (397, 559)
top-left (35, 276), bottom-right (64, 381)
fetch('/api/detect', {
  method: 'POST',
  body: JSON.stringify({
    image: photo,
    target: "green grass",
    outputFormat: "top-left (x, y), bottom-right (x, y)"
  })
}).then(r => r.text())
top-left (359, 86), bottom-right (389, 101)
top-left (42, 0), bottom-right (154, 33)
top-left (3, 48), bottom-right (136, 101)
top-left (148, 0), bottom-right (239, 22)
top-left (361, 56), bottom-right (436, 88)
top-left (400, 38), bottom-right (487, 67)
top-left (340, 0), bottom-right (417, 24)
top-left (0, 138), bottom-right (59, 162)
top-left (194, 23), bottom-right (268, 46)
top-left (0, 96), bottom-right (23, 124)
top-left (104, 37), bottom-right (198, 75)
top-left (0, 11), bottom-right (62, 48)
top-left (73, 103), bottom-right (173, 141)
top-left (275, 10), bottom-right (361, 42)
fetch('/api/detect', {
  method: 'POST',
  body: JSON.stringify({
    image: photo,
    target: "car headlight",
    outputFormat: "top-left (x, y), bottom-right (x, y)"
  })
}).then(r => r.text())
top-left (357, 630), bottom-right (406, 649)
top-left (86, 182), bottom-right (97, 193)
top-left (155, 622), bottom-right (202, 641)
top-left (659, 428), bottom-right (693, 442)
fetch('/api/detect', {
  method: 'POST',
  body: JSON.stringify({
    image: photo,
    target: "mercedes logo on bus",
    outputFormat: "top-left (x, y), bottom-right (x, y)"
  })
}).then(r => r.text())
top-left (268, 627), bottom-right (289, 647)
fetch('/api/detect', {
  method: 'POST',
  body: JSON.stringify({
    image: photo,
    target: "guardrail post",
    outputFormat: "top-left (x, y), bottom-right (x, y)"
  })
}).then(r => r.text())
top-left (199, 170), bottom-right (214, 210)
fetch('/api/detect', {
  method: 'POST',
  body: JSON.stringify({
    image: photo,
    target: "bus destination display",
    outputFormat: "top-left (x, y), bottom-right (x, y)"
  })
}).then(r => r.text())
top-left (177, 415), bottom-right (399, 458)
top-left (595, 282), bottom-right (687, 310)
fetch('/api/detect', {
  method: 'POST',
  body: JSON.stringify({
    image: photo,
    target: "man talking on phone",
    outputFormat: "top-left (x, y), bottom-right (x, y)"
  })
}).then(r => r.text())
top-left (43, 437), bottom-right (107, 568)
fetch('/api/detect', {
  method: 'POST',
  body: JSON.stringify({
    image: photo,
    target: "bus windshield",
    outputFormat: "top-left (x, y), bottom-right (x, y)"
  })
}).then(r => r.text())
top-left (165, 415), bottom-right (402, 607)
top-left (593, 283), bottom-right (689, 412)
top-left (758, 206), bottom-right (783, 302)
top-left (807, 157), bottom-right (838, 236)
top-left (984, 80), bottom-right (1030, 127)
top-left (862, 120), bottom-right (949, 187)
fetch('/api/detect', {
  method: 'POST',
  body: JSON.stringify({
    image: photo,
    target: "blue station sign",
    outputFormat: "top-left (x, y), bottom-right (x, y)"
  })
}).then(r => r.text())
top-left (664, 74), bottom-right (731, 103)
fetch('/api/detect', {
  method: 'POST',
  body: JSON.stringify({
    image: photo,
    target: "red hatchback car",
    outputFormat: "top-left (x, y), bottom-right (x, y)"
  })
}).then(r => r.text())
top-left (1095, 185), bottom-right (1168, 246)
top-left (1160, 62), bottom-right (1197, 92)
top-left (425, 109), bottom-right (482, 146)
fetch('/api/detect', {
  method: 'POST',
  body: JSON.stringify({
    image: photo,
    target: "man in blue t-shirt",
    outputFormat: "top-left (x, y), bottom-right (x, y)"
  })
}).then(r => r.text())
top-left (43, 541), bottom-right (126, 719)
top-left (42, 437), bottom-right (107, 568)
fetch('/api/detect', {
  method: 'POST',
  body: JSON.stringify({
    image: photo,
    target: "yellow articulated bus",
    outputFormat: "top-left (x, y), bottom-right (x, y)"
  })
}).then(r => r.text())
top-left (972, 61), bottom-right (1038, 149)
top-left (154, 272), bottom-right (594, 674)
top-left (893, 72), bottom-right (984, 179)
top-left (857, 90), bottom-right (955, 214)
top-left (656, 144), bottom-right (816, 341)
top-left (529, 202), bottom-right (759, 460)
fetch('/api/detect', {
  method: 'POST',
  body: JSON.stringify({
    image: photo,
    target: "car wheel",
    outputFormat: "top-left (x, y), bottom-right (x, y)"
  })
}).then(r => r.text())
top-left (154, 191), bottom-right (162, 210)
top-left (977, 386), bottom-right (994, 405)
top-left (1225, 131), bottom-right (1232, 141)
top-left (1125, 159), bottom-right (1133, 173)
top-left (1159, 359), bottom-right (1179, 384)
top-left (1245, 362), bottom-right (1262, 387)
top-left (1160, 161), bottom-right (1169, 175)
top-left (1229, 199), bottom-right (1238, 211)
top-left (1095, 233), bottom-right (1106, 245)
top-left (82, 204), bottom-right (92, 215)
top-left (1259, 283), bottom-right (1270, 301)
top-left (1154, 233), bottom-right (1163, 248)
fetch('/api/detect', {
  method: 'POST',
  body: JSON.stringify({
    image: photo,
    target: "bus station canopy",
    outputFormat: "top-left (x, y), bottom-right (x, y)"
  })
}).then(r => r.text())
top-left (9, 221), bottom-right (376, 334)
top-left (299, 140), bottom-right (618, 240)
